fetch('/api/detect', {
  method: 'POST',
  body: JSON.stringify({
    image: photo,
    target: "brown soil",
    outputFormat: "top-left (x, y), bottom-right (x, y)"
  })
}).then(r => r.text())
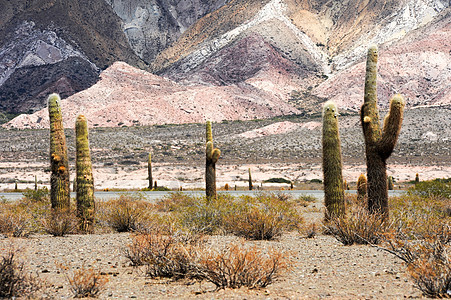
top-left (1, 198), bottom-right (423, 299)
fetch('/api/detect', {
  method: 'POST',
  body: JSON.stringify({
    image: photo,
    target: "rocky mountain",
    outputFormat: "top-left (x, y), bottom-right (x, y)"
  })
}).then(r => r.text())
top-left (1, 0), bottom-right (450, 127)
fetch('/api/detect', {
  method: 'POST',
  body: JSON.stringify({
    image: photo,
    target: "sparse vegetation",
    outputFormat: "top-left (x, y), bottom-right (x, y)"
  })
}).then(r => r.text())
top-left (64, 265), bottom-right (109, 298)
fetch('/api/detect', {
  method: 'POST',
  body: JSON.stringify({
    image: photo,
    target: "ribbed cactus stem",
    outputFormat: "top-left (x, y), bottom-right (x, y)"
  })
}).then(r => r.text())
top-left (248, 168), bottom-right (253, 191)
top-left (48, 93), bottom-right (70, 210)
top-left (361, 45), bottom-right (405, 218)
top-left (205, 121), bottom-right (220, 200)
top-left (322, 101), bottom-right (345, 219)
top-left (357, 173), bottom-right (367, 201)
top-left (75, 115), bottom-right (94, 233)
top-left (388, 176), bottom-right (394, 190)
top-left (148, 153), bottom-right (153, 189)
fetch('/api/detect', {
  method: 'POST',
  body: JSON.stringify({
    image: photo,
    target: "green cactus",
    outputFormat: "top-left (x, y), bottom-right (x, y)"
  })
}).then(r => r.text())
top-left (415, 173), bottom-right (420, 184)
top-left (322, 101), bottom-right (345, 219)
top-left (34, 175), bottom-right (38, 191)
top-left (388, 176), bottom-right (394, 190)
top-left (361, 45), bottom-right (405, 217)
top-left (248, 168), bottom-right (253, 191)
top-left (357, 173), bottom-right (367, 201)
top-left (75, 115), bottom-right (94, 233)
top-left (48, 93), bottom-right (70, 210)
top-left (205, 121), bottom-right (220, 200)
top-left (148, 153), bottom-right (153, 190)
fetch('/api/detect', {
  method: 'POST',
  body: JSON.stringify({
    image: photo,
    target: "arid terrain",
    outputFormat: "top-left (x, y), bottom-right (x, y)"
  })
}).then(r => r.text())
top-left (0, 106), bottom-right (449, 191)
top-left (0, 195), bottom-right (423, 299)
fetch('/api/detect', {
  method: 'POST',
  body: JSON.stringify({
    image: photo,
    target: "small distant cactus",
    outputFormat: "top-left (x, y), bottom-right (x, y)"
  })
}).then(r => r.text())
top-left (388, 176), bottom-right (394, 190)
top-left (415, 173), bottom-right (420, 183)
top-left (75, 115), bottom-right (95, 233)
top-left (205, 121), bottom-right (220, 200)
top-left (48, 93), bottom-right (70, 210)
top-left (148, 153), bottom-right (153, 190)
top-left (361, 45), bottom-right (405, 218)
top-left (248, 168), bottom-right (253, 191)
top-left (34, 175), bottom-right (38, 191)
top-left (357, 173), bottom-right (367, 201)
top-left (322, 101), bottom-right (345, 219)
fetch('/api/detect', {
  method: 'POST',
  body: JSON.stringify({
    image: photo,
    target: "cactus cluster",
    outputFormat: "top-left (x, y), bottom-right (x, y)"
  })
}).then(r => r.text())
top-left (75, 115), bottom-right (95, 232)
top-left (48, 93), bottom-right (70, 210)
top-left (361, 45), bottom-right (405, 217)
top-left (322, 101), bottom-right (345, 219)
top-left (205, 121), bottom-right (221, 200)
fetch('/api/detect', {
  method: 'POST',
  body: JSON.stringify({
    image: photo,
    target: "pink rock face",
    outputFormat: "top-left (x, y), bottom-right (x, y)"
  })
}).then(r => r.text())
top-left (314, 17), bottom-right (451, 110)
top-left (5, 62), bottom-right (300, 129)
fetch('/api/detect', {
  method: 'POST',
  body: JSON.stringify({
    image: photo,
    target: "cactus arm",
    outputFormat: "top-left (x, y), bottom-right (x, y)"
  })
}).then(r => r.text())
top-left (211, 148), bottom-right (221, 163)
top-left (361, 45), bottom-right (382, 145)
top-left (206, 120), bottom-right (213, 143)
top-left (377, 94), bottom-right (405, 159)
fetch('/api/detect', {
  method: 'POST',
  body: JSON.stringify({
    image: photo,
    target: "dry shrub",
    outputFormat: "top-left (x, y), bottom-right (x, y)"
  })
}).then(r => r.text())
top-left (66, 266), bottom-right (109, 298)
top-left (390, 194), bottom-right (451, 241)
top-left (154, 192), bottom-right (195, 212)
top-left (173, 194), bottom-right (236, 235)
top-left (325, 205), bottom-right (391, 245)
top-left (0, 248), bottom-right (39, 298)
top-left (42, 208), bottom-right (77, 236)
top-left (299, 222), bottom-right (318, 238)
top-left (224, 194), bottom-right (302, 240)
top-left (196, 242), bottom-right (288, 290)
top-left (125, 232), bottom-right (202, 279)
top-left (97, 194), bottom-right (154, 232)
top-left (0, 204), bottom-right (33, 237)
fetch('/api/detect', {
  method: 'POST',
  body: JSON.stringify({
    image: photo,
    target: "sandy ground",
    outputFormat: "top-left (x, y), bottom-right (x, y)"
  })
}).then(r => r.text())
top-left (1, 162), bottom-right (450, 191)
top-left (0, 196), bottom-right (424, 299)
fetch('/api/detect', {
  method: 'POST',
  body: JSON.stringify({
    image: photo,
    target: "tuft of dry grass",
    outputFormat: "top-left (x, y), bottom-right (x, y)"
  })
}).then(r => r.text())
top-left (0, 248), bottom-right (40, 298)
top-left (65, 265), bottom-right (109, 298)
top-left (97, 194), bottom-right (155, 232)
top-left (223, 193), bottom-right (302, 240)
top-left (325, 205), bottom-right (391, 245)
top-left (42, 208), bottom-right (77, 236)
top-left (0, 205), bottom-right (33, 237)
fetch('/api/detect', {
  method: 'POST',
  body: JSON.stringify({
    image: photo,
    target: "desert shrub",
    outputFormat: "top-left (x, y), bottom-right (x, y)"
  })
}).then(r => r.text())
top-left (408, 179), bottom-right (451, 199)
top-left (0, 204), bottom-right (34, 237)
top-left (390, 194), bottom-right (451, 241)
top-left (299, 222), bottom-right (318, 238)
top-left (42, 209), bottom-right (77, 236)
top-left (294, 194), bottom-right (317, 207)
top-left (65, 266), bottom-right (109, 298)
top-left (22, 187), bottom-right (49, 203)
top-left (264, 178), bottom-right (291, 184)
top-left (381, 234), bottom-right (451, 298)
top-left (125, 232), bottom-right (202, 279)
top-left (0, 249), bottom-right (39, 298)
top-left (325, 205), bottom-right (391, 245)
top-left (195, 242), bottom-right (288, 289)
top-left (173, 194), bottom-right (237, 235)
top-left (224, 193), bottom-right (302, 240)
top-left (154, 192), bottom-right (196, 212)
top-left (97, 194), bottom-right (154, 232)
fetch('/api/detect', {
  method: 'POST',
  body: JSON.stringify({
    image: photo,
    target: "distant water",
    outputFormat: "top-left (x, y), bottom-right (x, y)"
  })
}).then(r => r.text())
top-left (0, 190), bottom-right (406, 202)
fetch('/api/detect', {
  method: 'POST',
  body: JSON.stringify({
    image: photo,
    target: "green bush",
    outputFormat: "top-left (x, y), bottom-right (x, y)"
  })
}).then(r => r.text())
top-left (22, 187), bottom-right (49, 203)
top-left (264, 178), bottom-right (291, 184)
top-left (408, 179), bottom-right (451, 199)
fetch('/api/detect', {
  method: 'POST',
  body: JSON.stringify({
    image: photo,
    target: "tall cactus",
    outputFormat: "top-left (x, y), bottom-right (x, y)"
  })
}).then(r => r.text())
top-left (148, 153), bottom-right (153, 190)
top-left (248, 168), bottom-right (253, 191)
top-left (322, 101), bottom-right (345, 219)
top-left (205, 121), bottom-right (220, 200)
top-left (388, 176), bottom-right (394, 190)
top-left (75, 115), bottom-right (95, 232)
top-left (48, 93), bottom-right (70, 210)
top-left (361, 45), bottom-right (405, 217)
top-left (357, 173), bottom-right (367, 201)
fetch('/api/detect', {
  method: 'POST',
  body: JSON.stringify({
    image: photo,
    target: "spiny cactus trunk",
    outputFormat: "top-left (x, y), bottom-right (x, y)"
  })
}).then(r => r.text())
top-left (360, 45), bottom-right (405, 218)
top-left (48, 93), bottom-right (70, 210)
top-left (205, 121), bottom-right (220, 201)
top-left (148, 153), bottom-right (153, 190)
top-left (357, 173), bottom-right (367, 201)
top-left (75, 115), bottom-right (95, 233)
top-left (322, 101), bottom-right (345, 219)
